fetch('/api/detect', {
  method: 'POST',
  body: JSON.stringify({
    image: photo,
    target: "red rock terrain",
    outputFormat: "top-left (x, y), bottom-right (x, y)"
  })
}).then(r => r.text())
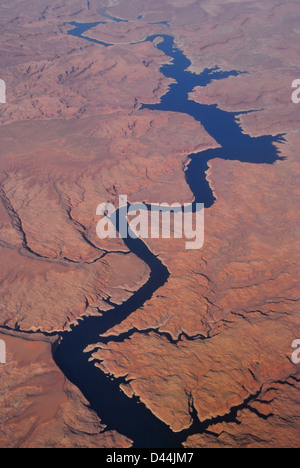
top-left (0, 332), bottom-right (131, 448)
top-left (0, 0), bottom-right (299, 448)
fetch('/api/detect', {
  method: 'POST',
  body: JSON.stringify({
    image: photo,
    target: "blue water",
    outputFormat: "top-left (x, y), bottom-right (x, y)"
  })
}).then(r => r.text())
top-left (141, 35), bottom-right (285, 207)
top-left (150, 20), bottom-right (170, 27)
top-left (99, 7), bottom-right (128, 23)
top-left (67, 21), bottom-right (113, 47)
top-left (66, 8), bottom-right (145, 46)
top-left (54, 19), bottom-right (285, 448)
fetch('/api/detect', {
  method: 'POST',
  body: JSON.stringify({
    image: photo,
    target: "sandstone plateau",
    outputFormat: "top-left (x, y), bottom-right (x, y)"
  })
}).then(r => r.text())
top-left (0, 0), bottom-right (299, 448)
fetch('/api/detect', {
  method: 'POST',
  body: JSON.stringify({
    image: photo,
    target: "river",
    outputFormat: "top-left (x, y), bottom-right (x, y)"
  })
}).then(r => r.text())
top-left (53, 19), bottom-right (284, 448)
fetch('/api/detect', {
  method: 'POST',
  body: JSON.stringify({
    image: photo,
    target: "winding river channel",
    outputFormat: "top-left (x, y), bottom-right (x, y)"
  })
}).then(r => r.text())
top-left (53, 17), bottom-right (284, 448)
